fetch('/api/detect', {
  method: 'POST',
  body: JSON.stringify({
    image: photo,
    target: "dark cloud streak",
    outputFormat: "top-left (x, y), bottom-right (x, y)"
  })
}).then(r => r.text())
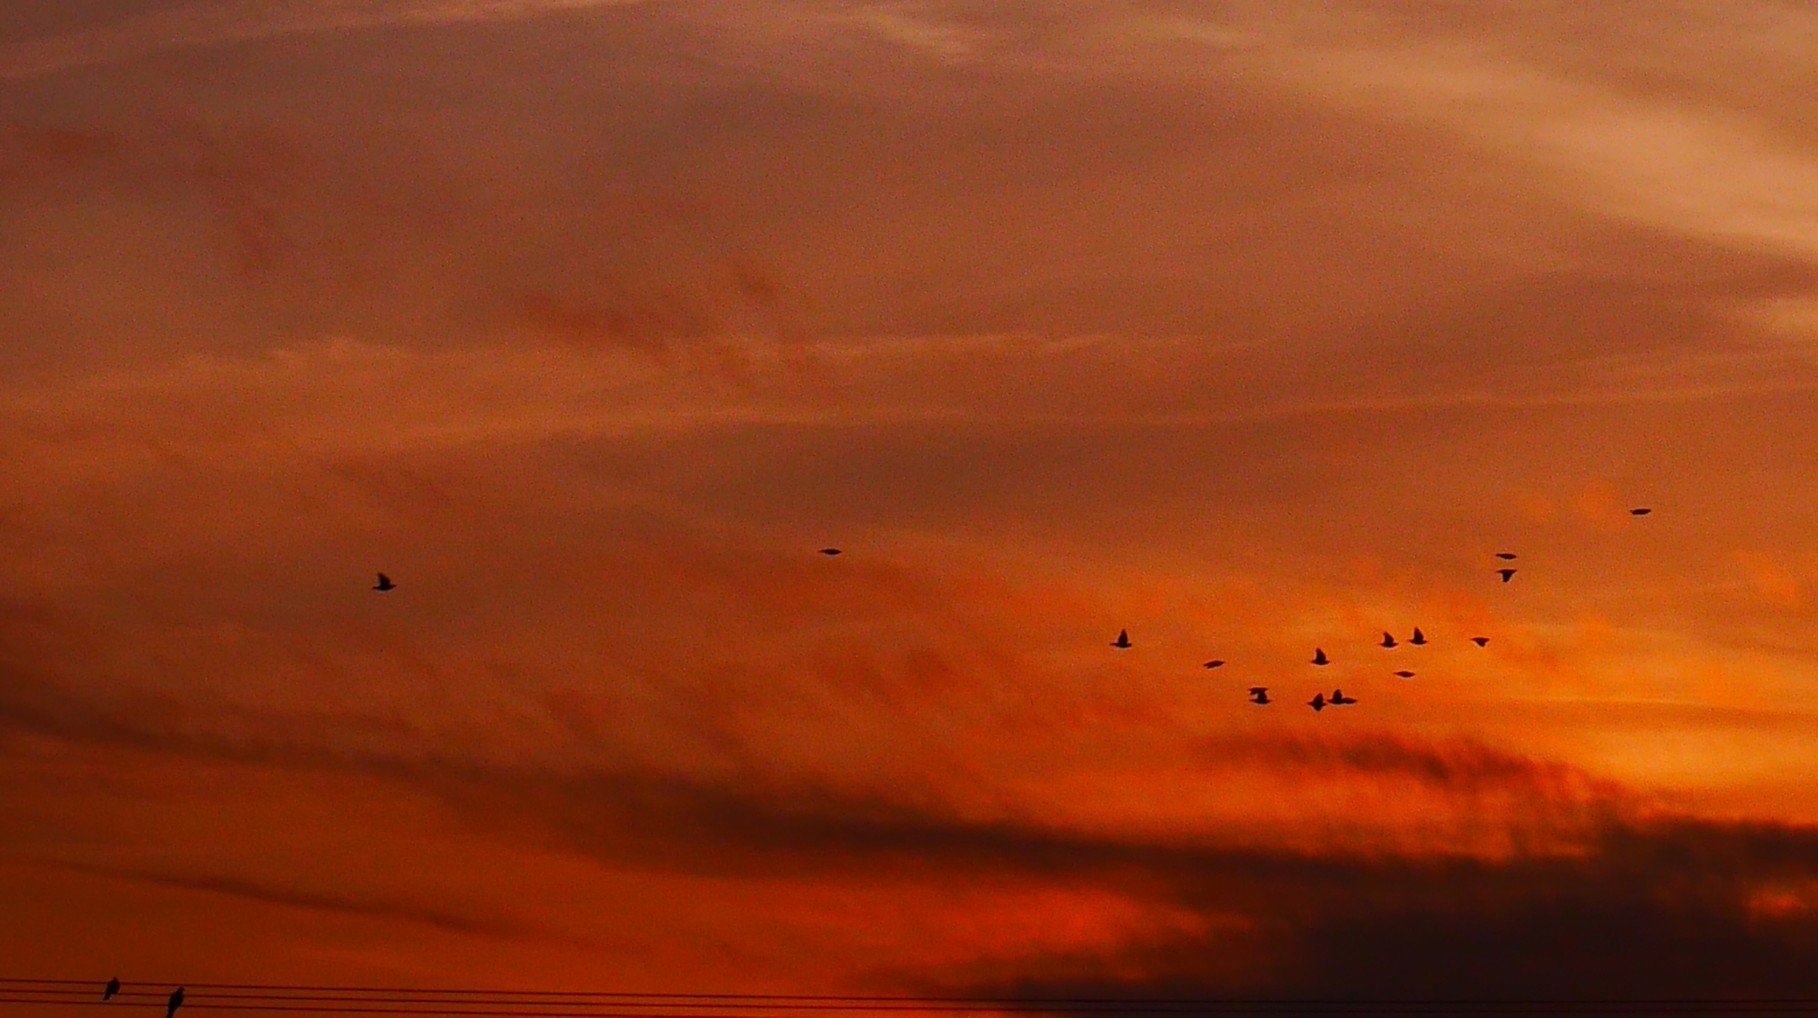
top-left (52, 860), bottom-right (525, 937)
top-left (9, 611), bottom-right (1818, 995)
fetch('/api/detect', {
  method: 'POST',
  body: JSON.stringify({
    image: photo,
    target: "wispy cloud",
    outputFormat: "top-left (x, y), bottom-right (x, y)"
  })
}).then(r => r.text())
top-left (0, 1), bottom-right (653, 81)
top-left (1229, 3), bottom-right (1818, 263)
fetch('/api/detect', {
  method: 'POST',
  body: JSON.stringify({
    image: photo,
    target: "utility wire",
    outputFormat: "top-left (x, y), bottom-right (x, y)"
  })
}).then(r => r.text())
top-left (16, 983), bottom-right (1818, 1006)
top-left (16, 1005), bottom-right (1818, 1017)
top-left (12, 982), bottom-right (1818, 1016)
top-left (13, 1002), bottom-right (1818, 1016)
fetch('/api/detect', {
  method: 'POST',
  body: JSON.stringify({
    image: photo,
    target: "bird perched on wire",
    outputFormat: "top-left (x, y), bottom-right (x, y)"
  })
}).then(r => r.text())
top-left (1308, 692), bottom-right (1327, 711)
top-left (1380, 631), bottom-right (1397, 648)
top-left (1111, 629), bottom-right (1132, 649)
top-left (1409, 627), bottom-right (1427, 646)
top-left (1312, 647), bottom-right (1330, 666)
top-left (166, 988), bottom-right (185, 1018)
top-left (103, 979), bottom-right (120, 1002)
top-left (372, 572), bottom-right (395, 592)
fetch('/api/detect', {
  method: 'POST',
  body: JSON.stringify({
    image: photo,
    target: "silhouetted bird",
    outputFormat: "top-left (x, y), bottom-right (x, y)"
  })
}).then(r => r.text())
top-left (1331, 689), bottom-right (1356, 705)
top-left (372, 572), bottom-right (395, 592)
top-left (1471, 636), bottom-right (1490, 647)
top-left (1248, 687), bottom-right (1269, 705)
top-left (1308, 692), bottom-right (1326, 711)
top-left (1393, 670), bottom-right (1415, 679)
top-left (104, 980), bottom-right (120, 1002)
top-left (819, 548), bottom-right (842, 556)
top-left (1380, 631), bottom-right (1397, 648)
top-left (1497, 568), bottom-right (1517, 583)
top-left (1204, 660), bottom-right (1225, 669)
top-left (167, 989), bottom-right (184, 1018)
top-left (1312, 647), bottom-right (1329, 666)
top-left (1111, 629), bottom-right (1132, 649)
top-left (1409, 627), bottom-right (1427, 646)
top-left (1495, 552), bottom-right (1518, 560)
top-left (1630, 508), bottom-right (1652, 516)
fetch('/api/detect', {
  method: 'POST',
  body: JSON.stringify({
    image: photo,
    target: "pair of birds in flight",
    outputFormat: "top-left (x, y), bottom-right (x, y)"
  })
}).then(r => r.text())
top-left (102, 980), bottom-right (182, 1018)
top-left (1245, 687), bottom-right (1355, 709)
top-left (369, 548), bottom-right (851, 592)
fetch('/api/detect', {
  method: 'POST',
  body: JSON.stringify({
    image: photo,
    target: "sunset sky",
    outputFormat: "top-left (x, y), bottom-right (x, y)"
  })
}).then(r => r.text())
top-left (7, 0), bottom-right (1818, 1005)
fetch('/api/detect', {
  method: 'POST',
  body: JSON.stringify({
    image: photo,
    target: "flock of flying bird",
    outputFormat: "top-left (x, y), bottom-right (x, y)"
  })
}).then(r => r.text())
top-left (362, 509), bottom-right (1656, 718)
top-left (1104, 507), bottom-right (1654, 712)
top-left (1098, 505), bottom-right (1658, 712)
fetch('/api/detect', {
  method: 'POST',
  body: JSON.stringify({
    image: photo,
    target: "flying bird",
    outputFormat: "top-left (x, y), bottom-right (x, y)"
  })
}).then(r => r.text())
top-left (167, 989), bottom-right (185, 1018)
top-left (1308, 692), bottom-right (1326, 711)
top-left (1471, 636), bottom-right (1490, 647)
top-left (1497, 568), bottom-right (1517, 583)
top-left (1331, 689), bottom-right (1357, 705)
top-left (1630, 508), bottom-right (1652, 516)
top-left (1409, 627), bottom-right (1427, 646)
top-left (371, 572), bottom-right (395, 592)
top-left (1495, 552), bottom-right (1518, 560)
top-left (1111, 629), bottom-right (1132, 649)
top-left (1393, 670), bottom-right (1415, 679)
top-left (818, 548), bottom-right (842, 556)
top-left (1311, 647), bottom-right (1329, 666)
top-left (1248, 687), bottom-right (1269, 704)
top-left (104, 980), bottom-right (120, 1002)
top-left (1204, 659), bottom-right (1225, 669)
top-left (1380, 631), bottom-right (1397, 648)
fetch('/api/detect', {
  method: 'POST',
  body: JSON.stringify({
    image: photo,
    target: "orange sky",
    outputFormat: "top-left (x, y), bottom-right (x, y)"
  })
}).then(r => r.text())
top-left (6, 0), bottom-right (1818, 1004)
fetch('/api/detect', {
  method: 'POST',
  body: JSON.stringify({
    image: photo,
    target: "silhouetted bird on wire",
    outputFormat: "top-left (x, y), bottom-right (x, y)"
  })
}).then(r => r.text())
top-left (372, 572), bottom-right (395, 592)
top-left (1631, 508), bottom-right (1652, 516)
top-left (1471, 636), bottom-right (1490, 647)
top-left (103, 979), bottom-right (119, 1002)
top-left (1312, 647), bottom-right (1330, 666)
top-left (1204, 659), bottom-right (1225, 669)
top-left (1308, 692), bottom-right (1327, 711)
top-left (1497, 568), bottom-right (1517, 583)
top-left (1496, 552), bottom-right (1518, 560)
top-left (1380, 631), bottom-right (1397, 648)
top-left (1111, 629), bottom-right (1132, 649)
top-left (819, 548), bottom-right (842, 556)
top-left (1393, 670), bottom-right (1415, 679)
top-left (1248, 687), bottom-right (1269, 705)
top-left (1331, 689), bottom-right (1357, 705)
top-left (1409, 627), bottom-right (1427, 646)
top-left (166, 989), bottom-right (184, 1018)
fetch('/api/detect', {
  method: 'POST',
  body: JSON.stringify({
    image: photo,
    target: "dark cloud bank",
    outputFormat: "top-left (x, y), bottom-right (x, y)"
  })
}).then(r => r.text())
top-left (6, 666), bottom-right (1818, 999)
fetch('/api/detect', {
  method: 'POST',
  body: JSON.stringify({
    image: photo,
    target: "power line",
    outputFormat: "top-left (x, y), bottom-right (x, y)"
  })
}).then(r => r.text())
top-left (15, 1001), bottom-right (1818, 1017)
top-left (17, 1005), bottom-right (1818, 1017)
top-left (12, 982), bottom-right (1818, 1016)
top-left (14, 983), bottom-right (1818, 1006)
